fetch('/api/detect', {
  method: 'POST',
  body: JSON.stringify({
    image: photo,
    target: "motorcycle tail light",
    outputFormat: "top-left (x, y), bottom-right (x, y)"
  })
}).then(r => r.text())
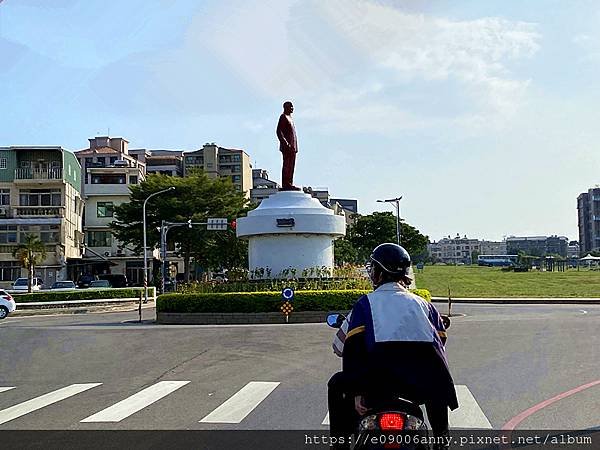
top-left (379, 412), bottom-right (405, 430)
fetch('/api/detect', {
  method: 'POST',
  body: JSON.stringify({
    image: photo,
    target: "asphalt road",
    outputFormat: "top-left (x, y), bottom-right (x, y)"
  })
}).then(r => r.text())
top-left (0, 303), bottom-right (598, 431)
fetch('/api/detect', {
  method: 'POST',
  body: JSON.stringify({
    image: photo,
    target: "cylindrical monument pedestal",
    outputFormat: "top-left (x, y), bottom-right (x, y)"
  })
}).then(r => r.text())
top-left (236, 191), bottom-right (346, 278)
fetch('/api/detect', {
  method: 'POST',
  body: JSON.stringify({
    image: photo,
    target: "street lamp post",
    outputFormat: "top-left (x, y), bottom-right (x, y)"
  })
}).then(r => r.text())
top-left (377, 196), bottom-right (403, 246)
top-left (143, 187), bottom-right (175, 308)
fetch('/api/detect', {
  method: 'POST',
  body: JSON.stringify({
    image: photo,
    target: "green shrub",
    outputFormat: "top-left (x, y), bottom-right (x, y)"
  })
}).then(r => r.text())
top-left (157, 288), bottom-right (432, 313)
top-left (15, 287), bottom-right (155, 303)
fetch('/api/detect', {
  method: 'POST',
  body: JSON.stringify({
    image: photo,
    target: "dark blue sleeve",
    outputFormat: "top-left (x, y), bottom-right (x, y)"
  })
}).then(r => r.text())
top-left (427, 302), bottom-right (448, 345)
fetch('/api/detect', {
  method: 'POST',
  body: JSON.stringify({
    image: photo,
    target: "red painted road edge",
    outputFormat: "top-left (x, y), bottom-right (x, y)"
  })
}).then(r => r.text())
top-left (501, 379), bottom-right (600, 430)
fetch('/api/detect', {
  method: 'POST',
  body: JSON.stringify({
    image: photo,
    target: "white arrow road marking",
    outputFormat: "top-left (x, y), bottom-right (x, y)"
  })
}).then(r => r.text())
top-left (81, 381), bottom-right (190, 423)
top-left (200, 381), bottom-right (280, 424)
top-left (0, 387), bottom-right (16, 394)
top-left (322, 385), bottom-right (492, 429)
top-left (449, 385), bottom-right (492, 429)
top-left (0, 383), bottom-right (102, 425)
top-left (580, 310), bottom-right (588, 315)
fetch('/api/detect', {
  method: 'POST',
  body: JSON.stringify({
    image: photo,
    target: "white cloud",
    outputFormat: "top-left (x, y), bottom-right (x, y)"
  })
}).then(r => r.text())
top-left (187, 0), bottom-right (540, 135)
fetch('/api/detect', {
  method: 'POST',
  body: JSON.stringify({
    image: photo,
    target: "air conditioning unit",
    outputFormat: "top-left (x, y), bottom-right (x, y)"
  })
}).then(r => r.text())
top-left (0, 207), bottom-right (8, 217)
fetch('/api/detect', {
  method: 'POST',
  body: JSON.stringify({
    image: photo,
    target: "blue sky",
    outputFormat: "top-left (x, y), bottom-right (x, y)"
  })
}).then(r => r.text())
top-left (2, 0), bottom-right (600, 242)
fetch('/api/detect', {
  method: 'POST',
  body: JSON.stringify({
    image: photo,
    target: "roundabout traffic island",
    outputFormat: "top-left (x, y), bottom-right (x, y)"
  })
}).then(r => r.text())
top-left (155, 288), bottom-right (433, 325)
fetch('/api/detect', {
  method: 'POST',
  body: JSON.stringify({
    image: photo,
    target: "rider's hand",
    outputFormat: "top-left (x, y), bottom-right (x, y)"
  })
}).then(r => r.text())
top-left (354, 395), bottom-right (368, 415)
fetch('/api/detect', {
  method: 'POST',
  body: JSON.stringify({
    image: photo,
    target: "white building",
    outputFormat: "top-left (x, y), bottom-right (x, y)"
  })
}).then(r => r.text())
top-left (428, 235), bottom-right (481, 264)
top-left (75, 137), bottom-right (147, 284)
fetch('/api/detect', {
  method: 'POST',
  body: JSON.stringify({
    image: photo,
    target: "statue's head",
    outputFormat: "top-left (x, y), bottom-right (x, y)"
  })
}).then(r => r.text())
top-left (283, 101), bottom-right (294, 114)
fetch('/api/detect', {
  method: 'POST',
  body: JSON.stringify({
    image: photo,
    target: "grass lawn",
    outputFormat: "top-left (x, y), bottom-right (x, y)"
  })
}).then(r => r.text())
top-left (414, 265), bottom-right (600, 298)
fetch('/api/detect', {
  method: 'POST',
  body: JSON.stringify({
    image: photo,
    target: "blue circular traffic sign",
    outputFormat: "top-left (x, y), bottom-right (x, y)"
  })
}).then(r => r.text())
top-left (282, 287), bottom-right (294, 301)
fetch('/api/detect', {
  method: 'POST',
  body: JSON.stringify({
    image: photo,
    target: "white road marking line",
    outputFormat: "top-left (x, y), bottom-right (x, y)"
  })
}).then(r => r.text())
top-left (580, 310), bottom-right (588, 315)
top-left (81, 381), bottom-right (190, 423)
top-left (0, 387), bottom-right (16, 394)
top-left (322, 412), bottom-right (330, 425)
top-left (200, 381), bottom-right (280, 423)
top-left (450, 385), bottom-right (492, 429)
top-left (0, 383), bottom-right (102, 425)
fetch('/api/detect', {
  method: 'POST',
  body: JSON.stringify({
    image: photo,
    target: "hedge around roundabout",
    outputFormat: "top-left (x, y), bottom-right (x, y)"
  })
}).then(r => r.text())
top-left (156, 288), bottom-right (432, 314)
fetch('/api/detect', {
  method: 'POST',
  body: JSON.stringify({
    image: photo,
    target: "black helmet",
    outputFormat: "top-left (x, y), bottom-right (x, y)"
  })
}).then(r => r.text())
top-left (369, 243), bottom-right (411, 276)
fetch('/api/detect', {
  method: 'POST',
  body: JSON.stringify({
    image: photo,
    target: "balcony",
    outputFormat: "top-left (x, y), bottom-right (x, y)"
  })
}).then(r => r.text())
top-left (14, 168), bottom-right (63, 182)
top-left (84, 183), bottom-right (131, 196)
top-left (15, 206), bottom-right (65, 217)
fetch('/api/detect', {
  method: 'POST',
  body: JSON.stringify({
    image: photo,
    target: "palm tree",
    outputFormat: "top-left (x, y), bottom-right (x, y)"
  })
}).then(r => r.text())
top-left (12, 234), bottom-right (47, 293)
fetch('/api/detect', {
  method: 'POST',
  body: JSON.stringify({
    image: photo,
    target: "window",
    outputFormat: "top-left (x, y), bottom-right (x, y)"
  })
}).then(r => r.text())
top-left (20, 160), bottom-right (31, 168)
top-left (130, 175), bottom-right (138, 184)
top-left (19, 189), bottom-right (61, 206)
top-left (232, 154), bottom-right (241, 162)
top-left (85, 157), bottom-right (92, 167)
top-left (0, 261), bottom-right (20, 282)
top-left (97, 202), bottom-right (114, 218)
top-left (88, 231), bottom-right (112, 247)
top-left (232, 175), bottom-right (241, 182)
top-left (0, 225), bottom-right (17, 244)
top-left (91, 174), bottom-right (126, 184)
top-left (96, 157), bottom-right (106, 166)
top-left (0, 189), bottom-right (9, 205)
top-left (110, 157), bottom-right (117, 165)
top-left (0, 158), bottom-right (6, 169)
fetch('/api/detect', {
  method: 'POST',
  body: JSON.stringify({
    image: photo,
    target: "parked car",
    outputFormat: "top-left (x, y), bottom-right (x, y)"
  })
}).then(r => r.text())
top-left (50, 281), bottom-right (77, 291)
top-left (89, 280), bottom-right (111, 289)
top-left (97, 274), bottom-right (128, 288)
top-left (77, 274), bottom-right (97, 289)
top-left (0, 289), bottom-right (16, 319)
top-left (12, 277), bottom-right (43, 292)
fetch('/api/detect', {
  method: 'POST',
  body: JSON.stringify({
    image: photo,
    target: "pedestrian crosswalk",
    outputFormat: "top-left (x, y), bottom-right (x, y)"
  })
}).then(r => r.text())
top-left (0, 381), bottom-right (492, 428)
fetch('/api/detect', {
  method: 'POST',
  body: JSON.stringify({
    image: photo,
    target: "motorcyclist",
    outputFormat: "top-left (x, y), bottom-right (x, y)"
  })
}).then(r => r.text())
top-left (328, 243), bottom-right (458, 447)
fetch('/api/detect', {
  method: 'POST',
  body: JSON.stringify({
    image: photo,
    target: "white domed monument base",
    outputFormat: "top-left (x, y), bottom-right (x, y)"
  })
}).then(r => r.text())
top-left (236, 190), bottom-right (346, 279)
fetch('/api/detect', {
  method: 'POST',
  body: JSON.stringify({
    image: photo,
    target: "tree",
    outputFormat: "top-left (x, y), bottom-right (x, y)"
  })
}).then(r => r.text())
top-left (12, 234), bottom-right (47, 293)
top-left (112, 171), bottom-right (249, 282)
top-left (347, 212), bottom-right (429, 263)
top-left (334, 238), bottom-right (359, 266)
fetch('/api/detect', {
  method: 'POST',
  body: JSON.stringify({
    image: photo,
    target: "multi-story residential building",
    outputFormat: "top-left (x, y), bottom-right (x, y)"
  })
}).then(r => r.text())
top-left (250, 169), bottom-right (279, 204)
top-left (479, 240), bottom-right (507, 255)
top-left (75, 137), bottom-right (147, 284)
top-left (506, 235), bottom-right (569, 257)
top-left (331, 198), bottom-right (358, 215)
top-left (183, 143), bottom-right (252, 197)
top-left (567, 241), bottom-right (580, 259)
top-left (0, 146), bottom-right (84, 287)
top-left (577, 187), bottom-right (600, 254)
top-left (129, 149), bottom-right (183, 177)
top-left (303, 186), bottom-right (359, 226)
top-left (428, 235), bottom-right (481, 264)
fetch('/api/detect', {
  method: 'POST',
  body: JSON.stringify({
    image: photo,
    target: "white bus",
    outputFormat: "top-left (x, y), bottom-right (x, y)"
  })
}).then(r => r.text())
top-left (477, 255), bottom-right (518, 267)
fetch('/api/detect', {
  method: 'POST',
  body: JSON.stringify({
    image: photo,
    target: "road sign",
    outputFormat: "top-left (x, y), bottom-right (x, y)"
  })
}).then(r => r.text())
top-left (207, 218), bottom-right (228, 231)
top-left (282, 287), bottom-right (294, 301)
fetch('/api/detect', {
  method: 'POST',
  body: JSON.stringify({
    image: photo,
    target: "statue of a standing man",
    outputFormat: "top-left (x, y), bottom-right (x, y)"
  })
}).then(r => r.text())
top-left (276, 101), bottom-right (300, 191)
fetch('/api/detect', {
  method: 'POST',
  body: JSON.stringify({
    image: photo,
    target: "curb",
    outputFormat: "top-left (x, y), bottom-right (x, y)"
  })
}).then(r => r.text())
top-left (431, 297), bottom-right (600, 304)
top-left (157, 310), bottom-right (347, 325)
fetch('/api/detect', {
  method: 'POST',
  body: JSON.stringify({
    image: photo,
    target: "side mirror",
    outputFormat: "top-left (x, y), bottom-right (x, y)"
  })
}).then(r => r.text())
top-left (326, 313), bottom-right (346, 328)
top-left (441, 315), bottom-right (451, 329)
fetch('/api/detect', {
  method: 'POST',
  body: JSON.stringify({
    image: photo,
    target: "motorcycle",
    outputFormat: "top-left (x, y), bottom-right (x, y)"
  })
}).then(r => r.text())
top-left (326, 313), bottom-right (451, 450)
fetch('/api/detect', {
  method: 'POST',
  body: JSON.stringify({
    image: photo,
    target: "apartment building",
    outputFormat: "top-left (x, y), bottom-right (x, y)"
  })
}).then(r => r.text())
top-left (183, 143), bottom-right (252, 198)
top-left (428, 235), bottom-right (481, 264)
top-left (303, 186), bottom-right (359, 226)
top-left (577, 187), bottom-right (600, 254)
top-left (505, 235), bottom-right (569, 257)
top-left (250, 169), bottom-right (279, 204)
top-left (0, 146), bottom-right (84, 287)
top-left (129, 149), bottom-right (183, 177)
top-left (567, 241), bottom-right (580, 259)
top-left (74, 137), bottom-right (147, 284)
top-left (479, 240), bottom-right (507, 255)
